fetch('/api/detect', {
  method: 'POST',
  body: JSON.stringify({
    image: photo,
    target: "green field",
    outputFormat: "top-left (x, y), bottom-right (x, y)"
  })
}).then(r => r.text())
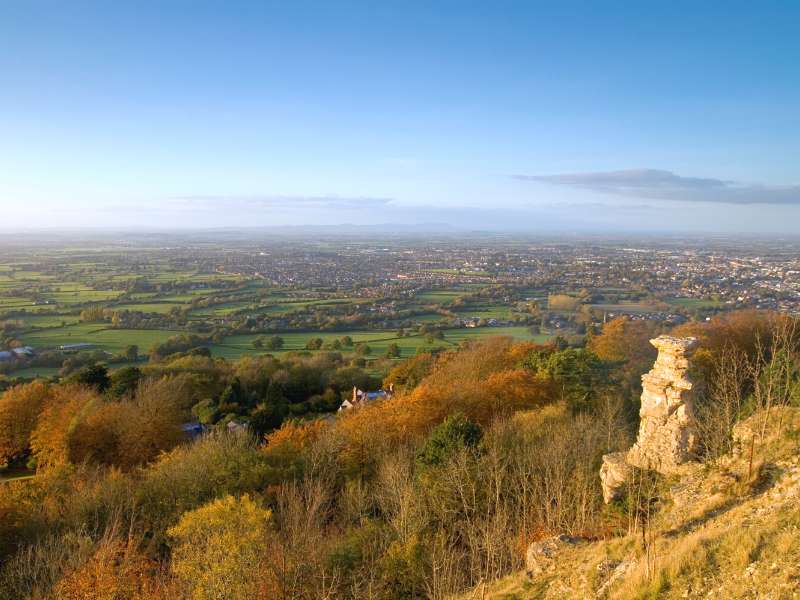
top-left (6, 367), bottom-right (61, 379)
top-left (210, 326), bottom-right (552, 361)
top-left (454, 303), bottom-right (514, 320)
top-left (415, 290), bottom-right (468, 304)
top-left (212, 330), bottom-right (436, 360)
top-left (114, 302), bottom-right (189, 314)
top-left (21, 325), bottom-right (181, 354)
top-left (665, 297), bottom-right (723, 309)
top-left (443, 326), bottom-right (551, 346)
top-left (19, 315), bottom-right (81, 328)
top-left (591, 301), bottom-right (656, 313)
top-left (0, 249), bottom-right (578, 381)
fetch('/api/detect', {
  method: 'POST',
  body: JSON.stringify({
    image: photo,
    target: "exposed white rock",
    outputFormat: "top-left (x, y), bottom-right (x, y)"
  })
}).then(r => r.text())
top-left (600, 451), bottom-right (631, 503)
top-left (525, 535), bottom-right (587, 578)
top-left (600, 335), bottom-right (699, 503)
top-left (626, 335), bottom-right (699, 473)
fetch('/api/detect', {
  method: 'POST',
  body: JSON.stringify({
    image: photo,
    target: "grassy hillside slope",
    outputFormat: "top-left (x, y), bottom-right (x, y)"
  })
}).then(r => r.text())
top-left (461, 408), bottom-right (800, 600)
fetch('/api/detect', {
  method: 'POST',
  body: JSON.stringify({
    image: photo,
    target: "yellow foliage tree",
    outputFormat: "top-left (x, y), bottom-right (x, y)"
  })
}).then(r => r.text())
top-left (29, 384), bottom-right (101, 469)
top-left (0, 380), bottom-right (50, 465)
top-left (168, 494), bottom-right (273, 600)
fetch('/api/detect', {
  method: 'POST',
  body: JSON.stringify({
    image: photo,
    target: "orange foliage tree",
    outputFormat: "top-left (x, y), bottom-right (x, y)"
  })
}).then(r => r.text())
top-left (0, 380), bottom-right (51, 466)
top-left (29, 384), bottom-right (102, 470)
top-left (588, 316), bottom-right (659, 365)
top-left (264, 418), bottom-right (328, 454)
top-left (52, 538), bottom-right (165, 600)
top-left (588, 316), bottom-right (660, 400)
top-left (333, 337), bottom-right (557, 471)
top-left (30, 378), bottom-right (186, 471)
top-left (672, 309), bottom-right (790, 360)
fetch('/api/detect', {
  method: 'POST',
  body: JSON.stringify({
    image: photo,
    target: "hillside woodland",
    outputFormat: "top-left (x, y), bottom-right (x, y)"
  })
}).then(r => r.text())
top-left (0, 311), bottom-right (798, 599)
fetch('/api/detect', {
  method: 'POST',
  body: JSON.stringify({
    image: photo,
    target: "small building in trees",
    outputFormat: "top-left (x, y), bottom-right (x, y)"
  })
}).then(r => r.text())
top-left (339, 384), bottom-right (394, 411)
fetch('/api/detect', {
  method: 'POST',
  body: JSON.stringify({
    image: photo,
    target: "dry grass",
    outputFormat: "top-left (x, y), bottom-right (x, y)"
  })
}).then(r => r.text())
top-left (457, 407), bottom-right (800, 600)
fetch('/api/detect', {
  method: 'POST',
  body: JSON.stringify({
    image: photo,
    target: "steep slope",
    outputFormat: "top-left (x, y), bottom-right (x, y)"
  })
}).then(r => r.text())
top-left (461, 408), bottom-right (800, 600)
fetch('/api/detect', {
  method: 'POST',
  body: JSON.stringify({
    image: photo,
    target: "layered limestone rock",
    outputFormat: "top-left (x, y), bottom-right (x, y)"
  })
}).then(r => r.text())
top-left (626, 335), bottom-right (699, 472)
top-left (600, 335), bottom-right (699, 502)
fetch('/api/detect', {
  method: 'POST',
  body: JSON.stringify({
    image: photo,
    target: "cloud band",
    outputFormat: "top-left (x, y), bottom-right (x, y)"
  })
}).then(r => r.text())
top-left (515, 169), bottom-right (800, 205)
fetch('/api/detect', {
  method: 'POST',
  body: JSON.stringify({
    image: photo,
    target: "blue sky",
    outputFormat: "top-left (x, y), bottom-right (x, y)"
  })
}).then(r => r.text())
top-left (2, 1), bottom-right (799, 232)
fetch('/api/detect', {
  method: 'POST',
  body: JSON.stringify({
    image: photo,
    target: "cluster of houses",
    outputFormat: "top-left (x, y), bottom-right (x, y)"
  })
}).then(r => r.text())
top-left (451, 316), bottom-right (502, 328)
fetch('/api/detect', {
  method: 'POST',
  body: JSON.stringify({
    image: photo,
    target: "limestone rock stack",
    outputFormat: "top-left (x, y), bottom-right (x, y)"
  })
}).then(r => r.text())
top-left (626, 335), bottom-right (699, 472)
top-left (600, 335), bottom-right (699, 503)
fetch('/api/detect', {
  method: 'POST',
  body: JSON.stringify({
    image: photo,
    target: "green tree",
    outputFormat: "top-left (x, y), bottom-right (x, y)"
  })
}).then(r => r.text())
top-left (219, 378), bottom-right (245, 410)
top-left (416, 413), bottom-right (483, 469)
top-left (384, 352), bottom-right (435, 391)
top-left (385, 342), bottom-right (401, 358)
top-left (524, 347), bottom-right (610, 414)
top-left (266, 335), bottom-right (284, 350)
top-left (107, 366), bottom-right (142, 399)
top-left (306, 337), bottom-right (324, 351)
top-left (68, 363), bottom-right (111, 393)
top-left (123, 344), bottom-right (139, 362)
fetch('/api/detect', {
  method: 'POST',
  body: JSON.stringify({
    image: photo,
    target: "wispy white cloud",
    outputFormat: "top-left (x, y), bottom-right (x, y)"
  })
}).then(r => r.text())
top-left (168, 195), bottom-right (394, 210)
top-left (515, 169), bottom-right (800, 205)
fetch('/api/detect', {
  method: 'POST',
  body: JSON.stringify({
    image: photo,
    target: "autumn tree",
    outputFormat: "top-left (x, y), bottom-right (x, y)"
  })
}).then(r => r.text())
top-left (0, 381), bottom-right (50, 466)
top-left (80, 306), bottom-right (106, 323)
top-left (168, 494), bottom-right (273, 600)
top-left (548, 293), bottom-right (581, 312)
top-left (52, 537), bottom-right (163, 600)
top-left (588, 316), bottom-right (659, 403)
top-left (32, 378), bottom-right (185, 471)
top-left (30, 384), bottom-right (102, 469)
top-left (333, 338), bottom-right (556, 471)
top-left (114, 377), bottom-right (187, 469)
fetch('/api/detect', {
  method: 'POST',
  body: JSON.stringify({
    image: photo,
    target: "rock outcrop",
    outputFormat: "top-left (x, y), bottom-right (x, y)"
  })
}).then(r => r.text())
top-left (525, 535), bottom-right (587, 578)
top-left (626, 335), bottom-right (699, 472)
top-left (599, 451), bottom-right (632, 504)
top-left (600, 335), bottom-right (699, 502)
